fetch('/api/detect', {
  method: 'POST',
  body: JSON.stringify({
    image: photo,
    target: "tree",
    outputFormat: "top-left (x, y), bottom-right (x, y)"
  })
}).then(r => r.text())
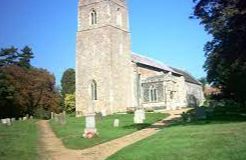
top-left (18, 46), bottom-right (34, 69)
top-left (193, 0), bottom-right (246, 104)
top-left (61, 68), bottom-right (75, 96)
top-left (64, 93), bottom-right (75, 113)
top-left (0, 46), bottom-right (33, 68)
top-left (0, 47), bottom-right (18, 67)
top-left (0, 46), bottom-right (61, 118)
top-left (0, 65), bottom-right (60, 118)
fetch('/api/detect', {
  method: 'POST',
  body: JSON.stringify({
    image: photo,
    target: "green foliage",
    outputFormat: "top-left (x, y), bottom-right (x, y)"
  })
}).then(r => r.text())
top-left (64, 93), bottom-right (75, 113)
top-left (0, 46), bottom-right (60, 119)
top-left (108, 122), bottom-right (246, 160)
top-left (61, 68), bottom-right (75, 96)
top-left (18, 46), bottom-right (34, 69)
top-left (0, 120), bottom-right (39, 160)
top-left (193, 0), bottom-right (246, 104)
top-left (49, 113), bottom-right (167, 149)
top-left (0, 46), bottom-right (33, 68)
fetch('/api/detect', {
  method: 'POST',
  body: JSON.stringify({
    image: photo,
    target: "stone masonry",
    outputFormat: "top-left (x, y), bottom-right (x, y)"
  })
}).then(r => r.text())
top-left (76, 0), bottom-right (204, 116)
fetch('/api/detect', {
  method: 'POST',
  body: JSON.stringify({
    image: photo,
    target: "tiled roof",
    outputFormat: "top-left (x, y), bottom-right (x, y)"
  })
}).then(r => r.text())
top-left (131, 53), bottom-right (201, 85)
top-left (170, 67), bottom-right (202, 85)
top-left (131, 53), bottom-right (180, 75)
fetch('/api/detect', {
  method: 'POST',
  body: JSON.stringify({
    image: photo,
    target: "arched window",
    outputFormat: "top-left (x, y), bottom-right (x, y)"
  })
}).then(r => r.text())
top-left (90, 10), bottom-right (97, 25)
top-left (91, 80), bottom-right (97, 100)
top-left (149, 85), bottom-right (158, 102)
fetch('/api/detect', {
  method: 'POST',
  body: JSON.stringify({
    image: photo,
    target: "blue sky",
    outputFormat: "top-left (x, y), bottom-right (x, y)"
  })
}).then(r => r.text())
top-left (0, 0), bottom-right (210, 85)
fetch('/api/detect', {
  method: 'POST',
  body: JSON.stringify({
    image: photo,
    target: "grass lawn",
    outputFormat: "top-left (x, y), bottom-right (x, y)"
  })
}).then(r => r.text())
top-left (0, 120), bottom-right (39, 160)
top-left (107, 121), bottom-right (246, 160)
top-left (49, 113), bottom-right (168, 149)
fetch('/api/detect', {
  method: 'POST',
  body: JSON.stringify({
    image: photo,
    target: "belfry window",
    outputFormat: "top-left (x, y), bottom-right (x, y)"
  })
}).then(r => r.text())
top-left (91, 80), bottom-right (97, 100)
top-left (90, 10), bottom-right (97, 25)
top-left (149, 86), bottom-right (158, 102)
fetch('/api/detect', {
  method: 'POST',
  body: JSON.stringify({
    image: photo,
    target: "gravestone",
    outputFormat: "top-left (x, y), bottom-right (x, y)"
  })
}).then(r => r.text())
top-left (83, 113), bottom-right (97, 138)
top-left (54, 113), bottom-right (58, 122)
top-left (18, 117), bottom-right (22, 121)
top-left (6, 118), bottom-right (11, 126)
top-left (83, 101), bottom-right (97, 138)
top-left (1, 119), bottom-right (7, 125)
top-left (11, 118), bottom-right (15, 122)
top-left (30, 116), bottom-right (33, 119)
top-left (113, 119), bottom-right (120, 127)
top-left (23, 117), bottom-right (27, 121)
top-left (51, 112), bottom-right (54, 119)
top-left (59, 113), bottom-right (66, 125)
top-left (134, 109), bottom-right (145, 124)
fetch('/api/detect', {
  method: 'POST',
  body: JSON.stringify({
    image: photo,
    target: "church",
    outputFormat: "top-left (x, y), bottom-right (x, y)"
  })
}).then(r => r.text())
top-left (75, 0), bottom-right (204, 116)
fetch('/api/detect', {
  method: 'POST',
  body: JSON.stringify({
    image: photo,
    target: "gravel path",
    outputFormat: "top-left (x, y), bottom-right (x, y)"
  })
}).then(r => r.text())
top-left (37, 109), bottom-right (187, 160)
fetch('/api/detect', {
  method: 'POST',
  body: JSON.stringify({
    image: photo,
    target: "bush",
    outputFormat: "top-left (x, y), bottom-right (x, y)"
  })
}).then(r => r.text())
top-left (34, 107), bottom-right (51, 119)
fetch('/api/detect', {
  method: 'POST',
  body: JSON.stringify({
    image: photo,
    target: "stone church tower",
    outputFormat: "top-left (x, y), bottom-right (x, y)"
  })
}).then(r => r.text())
top-left (76, 0), bottom-right (134, 116)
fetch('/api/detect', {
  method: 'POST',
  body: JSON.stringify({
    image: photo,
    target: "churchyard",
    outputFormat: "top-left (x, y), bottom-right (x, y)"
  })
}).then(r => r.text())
top-left (1, 109), bottom-right (246, 160)
top-left (49, 112), bottom-right (167, 149)
top-left (0, 119), bottom-right (39, 160)
top-left (108, 121), bottom-right (246, 160)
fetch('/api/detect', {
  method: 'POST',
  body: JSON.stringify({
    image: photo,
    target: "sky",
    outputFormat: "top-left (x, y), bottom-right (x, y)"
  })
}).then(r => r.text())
top-left (0, 0), bottom-right (211, 85)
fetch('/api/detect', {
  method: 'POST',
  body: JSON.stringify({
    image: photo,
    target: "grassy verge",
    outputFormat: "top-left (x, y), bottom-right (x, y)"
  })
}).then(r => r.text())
top-left (49, 113), bottom-right (168, 149)
top-left (107, 121), bottom-right (246, 160)
top-left (0, 120), bottom-right (39, 160)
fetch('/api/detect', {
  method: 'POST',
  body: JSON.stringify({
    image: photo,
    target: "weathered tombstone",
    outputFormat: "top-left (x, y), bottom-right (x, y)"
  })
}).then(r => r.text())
top-left (30, 116), bottom-right (33, 119)
top-left (51, 112), bottom-right (54, 119)
top-left (134, 109), bottom-right (145, 124)
top-left (11, 118), bottom-right (15, 122)
top-left (54, 113), bottom-right (58, 122)
top-left (83, 101), bottom-right (97, 138)
top-left (1, 119), bottom-right (7, 125)
top-left (18, 117), bottom-right (22, 121)
top-left (83, 113), bottom-right (97, 138)
top-left (6, 118), bottom-right (11, 126)
top-left (113, 119), bottom-right (120, 127)
top-left (23, 117), bottom-right (27, 121)
top-left (26, 114), bottom-right (29, 119)
top-left (195, 107), bottom-right (207, 120)
top-left (59, 113), bottom-right (66, 125)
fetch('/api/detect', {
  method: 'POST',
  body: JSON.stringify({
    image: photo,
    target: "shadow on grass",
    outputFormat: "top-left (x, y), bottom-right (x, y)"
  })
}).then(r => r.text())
top-left (122, 123), bottom-right (153, 130)
top-left (167, 111), bottom-right (246, 128)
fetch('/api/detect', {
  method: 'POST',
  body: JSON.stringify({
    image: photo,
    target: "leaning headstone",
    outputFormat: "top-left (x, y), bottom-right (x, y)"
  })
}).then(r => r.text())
top-left (134, 109), bottom-right (145, 124)
top-left (113, 119), bottom-right (120, 127)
